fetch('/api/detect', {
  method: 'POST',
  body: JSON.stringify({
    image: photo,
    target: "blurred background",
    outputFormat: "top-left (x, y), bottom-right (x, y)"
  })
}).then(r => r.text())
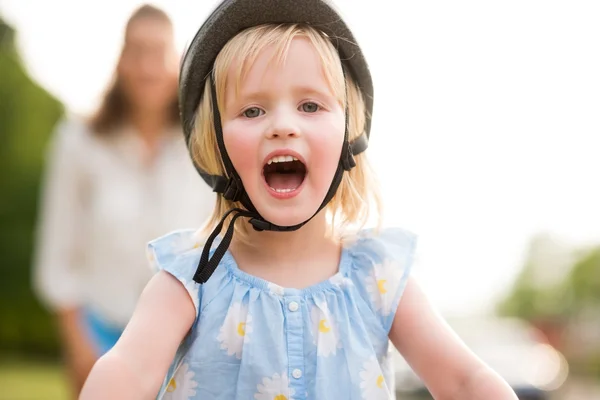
top-left (1, 0), bottom-right (599, 399)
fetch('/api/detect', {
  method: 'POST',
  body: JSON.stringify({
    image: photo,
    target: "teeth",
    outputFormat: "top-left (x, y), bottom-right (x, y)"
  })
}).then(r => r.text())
top-left (271, 188), bottom-right (295, 193)
top-left (267, 155), bottom-right (298, 164)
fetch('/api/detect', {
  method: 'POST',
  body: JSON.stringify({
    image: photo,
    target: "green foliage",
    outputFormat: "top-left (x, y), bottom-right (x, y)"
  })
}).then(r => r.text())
top-left (0, 358), bottom-right (69, 400)
top-left (498, 238), bottom-right (600, 378)
top-left (567, 248), bottom-right (600, 307)
top-left (500, 283), bottom-right (573, 323)
top-left (496, 261), bottom-right (571, 321)
top-left (498, 245), bottom-right (600, 320)
top-left (0, 16), bottom-right (65, 356)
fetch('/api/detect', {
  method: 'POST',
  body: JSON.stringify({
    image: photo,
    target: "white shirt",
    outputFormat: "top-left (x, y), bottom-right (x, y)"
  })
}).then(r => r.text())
top-left (33, 117), bottom-right (215, 326)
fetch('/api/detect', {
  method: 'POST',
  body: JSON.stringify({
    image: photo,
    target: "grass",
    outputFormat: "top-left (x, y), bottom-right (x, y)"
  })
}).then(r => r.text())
top-left (0, 357), bottom-right (70, 400)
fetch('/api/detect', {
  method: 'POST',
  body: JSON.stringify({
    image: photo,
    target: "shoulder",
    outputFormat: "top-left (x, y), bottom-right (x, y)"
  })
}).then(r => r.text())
top-left (147, 229), bottom-right (205, 282)
top-left (147, 229), bottom-right (233, 318)
top-left (344, 227), bottom-right (418, 332)
top-left (345, 227), bottom-right (417, 267)
top-left (50, 115), bottom-right (95, 153)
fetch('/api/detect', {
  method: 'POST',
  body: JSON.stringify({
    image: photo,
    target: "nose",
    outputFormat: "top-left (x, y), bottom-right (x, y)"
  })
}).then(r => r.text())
top-left (139, 57), bottom-right (160, 77)
top-left (265, 108), bottom-right (300, 140)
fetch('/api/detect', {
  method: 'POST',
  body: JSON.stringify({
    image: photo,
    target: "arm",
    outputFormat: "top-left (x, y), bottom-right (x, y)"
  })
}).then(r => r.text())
top-left (57, 308), bottom-right (99, 394)
top-left (389, 277), bottom-right (517, 400)
top-left (33, 119), bottom-right (87, 311)
top-left (80, 270), bottom-right (196, 399)
top-left (32, 120), bottom-right (96, 392)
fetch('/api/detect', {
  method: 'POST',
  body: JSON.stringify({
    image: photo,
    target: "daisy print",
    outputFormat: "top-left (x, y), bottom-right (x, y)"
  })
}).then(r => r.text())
top-left (146, 246), bottom-right (157, 268)
top-left (254, 372), bottom-right (295, 400)
top-left (163, 362), bottom-right (198, 400)
top-left (267, 282), bottom-right (285, 296)
top-left (379, 349), bottom-right (395, 390)
top-left (169, 231), bottom-right (203, 254)
top-left (310, 302), bottom-right (342, 357)
top-left (359, 357), bottom-right (391, 400)
top-left (179, 278), bottom-right (200, 312)
top-left (365, 258), bottom-right (404, 316)
top-left (217, 302), bottom-right (253, 359)
top-left (329, 273), bottom-right (353, 288)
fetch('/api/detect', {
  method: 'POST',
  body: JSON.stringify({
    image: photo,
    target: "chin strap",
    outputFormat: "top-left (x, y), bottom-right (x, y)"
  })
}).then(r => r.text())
top-left (195, 207), bottom-right (312, 284)
top-left (193, 208), bottom-right (254, 283)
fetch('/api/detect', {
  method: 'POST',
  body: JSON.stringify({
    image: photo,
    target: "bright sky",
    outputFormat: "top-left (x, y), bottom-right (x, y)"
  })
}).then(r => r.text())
top-left (2, 0), bottom-right (600, 316)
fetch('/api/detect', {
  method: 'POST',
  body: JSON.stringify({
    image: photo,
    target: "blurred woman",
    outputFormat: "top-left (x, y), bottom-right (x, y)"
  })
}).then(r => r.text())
top-left (32, 4), bottom-right (214, 396)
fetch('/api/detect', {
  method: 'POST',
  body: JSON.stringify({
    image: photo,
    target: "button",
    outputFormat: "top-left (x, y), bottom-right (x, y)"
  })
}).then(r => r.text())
top-left (288, 301), bottom-right (299, 312)
top-left (292, 369), bottom-right (302, 379)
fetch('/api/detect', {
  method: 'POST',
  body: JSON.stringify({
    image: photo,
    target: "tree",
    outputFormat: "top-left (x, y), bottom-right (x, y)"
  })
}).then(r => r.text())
top-left (497, 233), bottom-right (573, 321)
top-left (0, 15), bottom-right (65, 356)
top-left (498, 234), bottom-right (600, 377)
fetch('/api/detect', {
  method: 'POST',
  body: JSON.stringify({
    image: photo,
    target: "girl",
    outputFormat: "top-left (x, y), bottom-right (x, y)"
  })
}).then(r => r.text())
top-left (81, 0), bottom-right (518, 399)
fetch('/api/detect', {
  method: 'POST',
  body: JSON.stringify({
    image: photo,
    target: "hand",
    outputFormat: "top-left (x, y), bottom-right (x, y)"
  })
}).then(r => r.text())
top-left (57, 308), bottom-right (99, 398)
top-left (65, 337), bottom-right (98, 395)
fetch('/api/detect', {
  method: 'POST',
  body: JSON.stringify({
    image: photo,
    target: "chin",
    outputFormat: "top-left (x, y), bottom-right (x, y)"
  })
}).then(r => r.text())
top-left (258, 209), bottom-right (313, 228)
top-left (254, 199), bottom-right (320, 228)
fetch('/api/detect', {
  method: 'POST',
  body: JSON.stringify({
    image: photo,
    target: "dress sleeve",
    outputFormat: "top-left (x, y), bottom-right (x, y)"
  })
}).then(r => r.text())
top-left (347, 227), bottom-right (417, 332)
top-left (147, 229), bottom-right (205, 320)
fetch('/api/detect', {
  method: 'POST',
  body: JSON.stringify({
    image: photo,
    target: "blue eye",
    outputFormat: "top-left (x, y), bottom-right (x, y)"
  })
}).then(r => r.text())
top-left (300, 102), bottom-right (319, 113)
top-left (243, 107), bottom-right (264, 118)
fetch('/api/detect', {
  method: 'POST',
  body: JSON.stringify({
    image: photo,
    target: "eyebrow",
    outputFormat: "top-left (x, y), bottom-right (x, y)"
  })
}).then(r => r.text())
top-left (235, 85), bottom-right (335, 103)
top-left (234, 90), bottom-right (271, 104)
top-left (291, 85), bottom-right (336, 100)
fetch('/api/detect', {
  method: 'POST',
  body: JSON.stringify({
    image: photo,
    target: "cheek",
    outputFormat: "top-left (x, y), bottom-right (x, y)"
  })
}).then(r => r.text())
top-left (310, 119), bottom-right (345, 180)
top-left (223, 123), bottom-right (258, 176)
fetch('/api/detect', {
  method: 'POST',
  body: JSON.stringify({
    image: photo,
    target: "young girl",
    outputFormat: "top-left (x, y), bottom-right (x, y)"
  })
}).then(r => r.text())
top-left (81, 0), bottom-right (518, 399)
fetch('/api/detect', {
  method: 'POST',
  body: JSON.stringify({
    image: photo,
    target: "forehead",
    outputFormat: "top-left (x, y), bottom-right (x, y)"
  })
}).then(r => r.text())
top-left (125, 18), bottom-right (173, 48)
top-left (235, 37), bottom-right (326, 91)
top-left (213, 24), bottom-right (346, 110)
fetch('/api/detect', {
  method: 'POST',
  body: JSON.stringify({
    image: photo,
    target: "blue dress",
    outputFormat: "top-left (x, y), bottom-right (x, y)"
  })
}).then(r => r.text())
top-left (147, 227), bottom-right (416, 400)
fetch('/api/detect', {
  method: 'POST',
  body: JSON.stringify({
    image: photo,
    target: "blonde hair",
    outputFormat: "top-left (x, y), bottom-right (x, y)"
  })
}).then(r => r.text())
top-left (190, 23), bottom-right (382, 239)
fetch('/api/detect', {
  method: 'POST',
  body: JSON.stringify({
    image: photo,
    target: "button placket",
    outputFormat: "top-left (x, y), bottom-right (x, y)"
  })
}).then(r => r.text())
top-left (285, 297), bottom-right (305, 398)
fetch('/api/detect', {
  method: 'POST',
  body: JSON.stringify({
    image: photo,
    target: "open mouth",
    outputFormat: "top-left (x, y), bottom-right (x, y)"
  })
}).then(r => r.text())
top-left (263, 155), bottom-right (307, 193)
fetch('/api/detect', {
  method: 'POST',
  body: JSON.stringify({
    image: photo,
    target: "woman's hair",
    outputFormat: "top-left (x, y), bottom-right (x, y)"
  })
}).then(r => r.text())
top-left (190, 23), bottom-right (382, 239)
top-left (88, 4), bottom-right (179, 134)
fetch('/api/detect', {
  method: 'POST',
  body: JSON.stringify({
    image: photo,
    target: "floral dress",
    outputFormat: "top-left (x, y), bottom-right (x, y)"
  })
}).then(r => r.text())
top-left (147, 227), bottom-right (416, 400)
